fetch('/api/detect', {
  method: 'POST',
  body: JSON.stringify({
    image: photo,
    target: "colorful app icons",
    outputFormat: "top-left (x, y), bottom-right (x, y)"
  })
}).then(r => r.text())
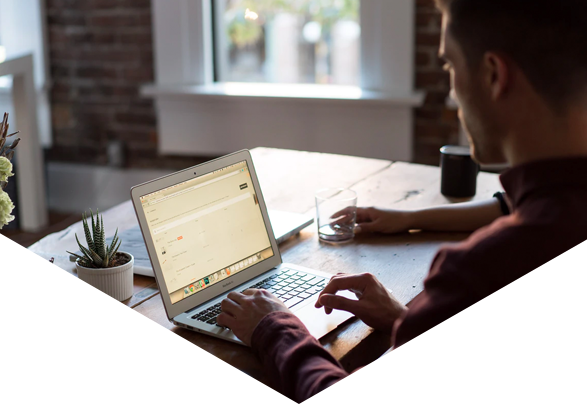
top-left (189, 284), bottom-right (195, 293)
top-left (199, 280), bottom-right (205, 288)
top-left (204, 277), bottom-right (210, 285)
top-left (226, 268), bottom-right (231, 275)
top-left (184, 287), bottom-right (190, 295)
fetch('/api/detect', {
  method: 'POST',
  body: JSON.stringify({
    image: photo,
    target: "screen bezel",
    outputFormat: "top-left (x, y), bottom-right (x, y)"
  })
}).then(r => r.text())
top-left (130, 149), bottom-right (282, 320)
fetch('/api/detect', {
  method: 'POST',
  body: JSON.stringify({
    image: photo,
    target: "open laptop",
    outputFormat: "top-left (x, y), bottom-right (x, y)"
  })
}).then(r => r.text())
top-left (130, 150), bottom-right (355, 345)
top-left (86, 211), bottom-right (313, 277)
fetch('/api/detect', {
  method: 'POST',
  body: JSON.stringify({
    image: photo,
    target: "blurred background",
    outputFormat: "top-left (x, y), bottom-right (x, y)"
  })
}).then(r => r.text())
top-left (0, 0), bottom-right (461, 246)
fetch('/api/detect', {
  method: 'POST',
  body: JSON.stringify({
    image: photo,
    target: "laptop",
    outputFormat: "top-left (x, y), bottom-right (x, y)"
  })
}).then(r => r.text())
top-left (88, 211), bottom-right (313, 277)
top-left (130, 150), bottom-right (355, 345)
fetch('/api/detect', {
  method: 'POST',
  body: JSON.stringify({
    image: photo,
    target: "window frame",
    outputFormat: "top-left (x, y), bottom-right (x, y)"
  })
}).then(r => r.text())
top-left (146, 0), bottom-right (424, 162)
top-left (151, 0), bottom-right (418, 95)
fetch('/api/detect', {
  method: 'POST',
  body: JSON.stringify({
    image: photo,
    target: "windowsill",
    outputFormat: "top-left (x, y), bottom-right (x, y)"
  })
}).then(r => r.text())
top-left (141, 82), bottom-right (425, 107)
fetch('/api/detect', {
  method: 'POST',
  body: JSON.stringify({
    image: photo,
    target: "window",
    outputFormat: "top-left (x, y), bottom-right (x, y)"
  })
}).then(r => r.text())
top-left (214, 0), bottom-right (361, 85)
top-left (147, 0), bottom-right (423, 162)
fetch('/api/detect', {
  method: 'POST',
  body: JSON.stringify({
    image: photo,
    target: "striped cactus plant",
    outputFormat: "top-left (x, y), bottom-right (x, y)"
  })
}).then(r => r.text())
top-left (67, 210), bottom-right (122, 268)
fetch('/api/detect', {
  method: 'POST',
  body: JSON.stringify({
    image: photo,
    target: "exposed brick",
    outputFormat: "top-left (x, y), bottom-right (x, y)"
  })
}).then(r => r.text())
top-left (118, 32), bottom-right (152, 45)
top-left (46, 0), bottom-right (458, 168)
top-left (416, 71), bottom-right (450, 88)
top-left (46, 0), bottom-right (158, 168)
top-left (121, 66), bottom-right (153, 81)
top-left (416, 32), bottom-right (442, 47)
top-left (416, 50), bottom-right (432, 67)
top-left (47, 12), bottom-right (87, 26)
top-left (115, 112), bottom-right (156, 126)
top-left (413, 2), bottom-right (460, 165)
top-left (88, 13), bottom-right (151, 28)
top-left (76, 66), bottom-right (119, 79)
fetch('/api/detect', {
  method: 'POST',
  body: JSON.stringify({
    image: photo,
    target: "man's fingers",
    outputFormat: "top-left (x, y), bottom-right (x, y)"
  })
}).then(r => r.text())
top-left (227, 291), bottom-right (246, 303)
top-left (355, 220), bottom-right (379, 234)
top-left (241, 289), bottom-right (257, 296)
top-left (330, 206), bottom-right (355, 220)
top-left (217, 312), bottom-right (236, 329)
top-left (355, 208), bottom-right (375, 223)
top-left (319, 294), bottom-right (360, 315)
top-left (330, 214), bottom-right (355, 227)
top-left (221, 297), bottom-right (241, 316)
top-left (315, 274), bottom-right (367, 308)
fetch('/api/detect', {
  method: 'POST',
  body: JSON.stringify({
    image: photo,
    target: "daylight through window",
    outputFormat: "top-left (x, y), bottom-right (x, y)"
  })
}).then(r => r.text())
top-left (215, 0), bottom-right (361, 85)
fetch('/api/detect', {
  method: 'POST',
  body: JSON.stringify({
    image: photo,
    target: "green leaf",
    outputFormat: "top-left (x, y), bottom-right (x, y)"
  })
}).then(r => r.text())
top-left (108, 228), bottom-right (118, 252)
top-left (82, 213), bottom-right (95, 252)
top-left (79, 244), bottom-right (96, 265)
top-left (111, 239), bottom-right (122, 260)
top-left (79, 259), bottom-right (95, 268)
top-left (90, 209), bottom-right (97, 244)
top-left (88, 248), bottom-right (104, 267)
top-left (66, 251), bottom-right (85, 261)
top-left (75, 234), bottom-right (94, 263)
top-left (99, 215), bottom-right (106, 259)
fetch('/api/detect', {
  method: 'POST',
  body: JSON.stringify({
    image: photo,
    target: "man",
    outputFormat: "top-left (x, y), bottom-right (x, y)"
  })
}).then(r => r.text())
top-left (217, 0), bottom-right (587, 401)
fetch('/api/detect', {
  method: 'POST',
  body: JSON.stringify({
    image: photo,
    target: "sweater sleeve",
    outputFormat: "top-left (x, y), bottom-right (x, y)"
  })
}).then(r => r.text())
top-left (252, 251), bottom-right (498, 404)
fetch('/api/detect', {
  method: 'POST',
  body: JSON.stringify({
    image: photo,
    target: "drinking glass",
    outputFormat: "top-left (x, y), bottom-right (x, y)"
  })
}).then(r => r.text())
top-left (315, 188), bottom-right (357, 243)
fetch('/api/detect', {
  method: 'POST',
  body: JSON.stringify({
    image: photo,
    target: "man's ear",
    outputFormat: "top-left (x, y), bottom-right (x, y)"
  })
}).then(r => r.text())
top-left (482, 52), bottom-right (510, 101)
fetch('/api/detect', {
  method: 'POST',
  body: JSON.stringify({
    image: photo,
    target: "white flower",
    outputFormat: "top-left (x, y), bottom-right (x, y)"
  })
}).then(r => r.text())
top-left (0, 189), bottom-right (15, 229)
top-left (0, 156), bottom-right (14, 182)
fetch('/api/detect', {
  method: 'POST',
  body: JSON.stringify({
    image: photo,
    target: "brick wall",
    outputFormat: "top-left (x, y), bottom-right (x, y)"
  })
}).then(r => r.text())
top-left (413, 0), bottom-right (461, 165)
top-left (46, 0), bottom-right (458, 168)
top-left (45, 0), bottom-right (206, 170)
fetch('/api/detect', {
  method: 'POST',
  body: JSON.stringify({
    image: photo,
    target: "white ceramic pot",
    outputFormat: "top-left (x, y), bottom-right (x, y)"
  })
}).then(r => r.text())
top-left (76, 253), bottom-right (134, 302)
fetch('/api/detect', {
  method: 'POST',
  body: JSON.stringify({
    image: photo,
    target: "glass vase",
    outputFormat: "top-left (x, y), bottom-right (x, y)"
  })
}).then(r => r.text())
top-left (0, 243), bottom-right (20, 332)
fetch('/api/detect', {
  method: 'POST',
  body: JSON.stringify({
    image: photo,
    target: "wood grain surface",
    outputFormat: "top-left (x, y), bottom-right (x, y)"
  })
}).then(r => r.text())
top-left (0, 148), bottom-right (391, 380)
top-left (30, 148), bottom-right (503, 382)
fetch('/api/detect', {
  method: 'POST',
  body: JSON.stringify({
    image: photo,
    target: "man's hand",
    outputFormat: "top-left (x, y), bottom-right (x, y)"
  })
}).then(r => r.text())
top-left (315, 273), bottom-right (407, 333)
top-left (217, 289), bottom-right (292, 346)
top-left (354, 207), bottom-right (414, 234)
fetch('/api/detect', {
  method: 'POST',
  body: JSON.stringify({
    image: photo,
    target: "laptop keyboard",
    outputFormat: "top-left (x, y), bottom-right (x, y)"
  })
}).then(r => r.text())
top-left (190, 268), bottom-right (329, 327)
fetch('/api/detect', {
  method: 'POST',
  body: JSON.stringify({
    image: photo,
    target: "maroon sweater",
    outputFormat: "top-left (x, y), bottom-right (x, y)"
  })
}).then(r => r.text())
top-left (252, 158), bottom-right (587, 404)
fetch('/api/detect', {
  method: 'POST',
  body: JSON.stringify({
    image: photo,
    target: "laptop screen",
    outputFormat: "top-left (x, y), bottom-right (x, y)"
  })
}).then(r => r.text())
top-left (139, 161), bottom-right (274, 304)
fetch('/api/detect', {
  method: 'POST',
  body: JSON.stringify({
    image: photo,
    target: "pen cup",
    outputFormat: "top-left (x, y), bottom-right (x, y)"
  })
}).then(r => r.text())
top-left (6, 272), bottom-right (51, 345)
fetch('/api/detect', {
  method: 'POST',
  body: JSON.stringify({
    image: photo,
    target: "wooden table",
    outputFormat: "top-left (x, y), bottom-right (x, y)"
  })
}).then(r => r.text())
top-left (30, 147), bottom-right (502, 385)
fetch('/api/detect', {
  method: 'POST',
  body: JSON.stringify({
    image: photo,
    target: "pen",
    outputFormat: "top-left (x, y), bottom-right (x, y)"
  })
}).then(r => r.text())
top-left (0, 267), bottom-right (14, 285)
top-left (39, 257), bottom-right (55, 283)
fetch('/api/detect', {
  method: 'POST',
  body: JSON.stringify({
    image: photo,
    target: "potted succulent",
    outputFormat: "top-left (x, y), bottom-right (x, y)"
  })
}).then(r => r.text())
top-left (67, 210), bottom-right (134, 302)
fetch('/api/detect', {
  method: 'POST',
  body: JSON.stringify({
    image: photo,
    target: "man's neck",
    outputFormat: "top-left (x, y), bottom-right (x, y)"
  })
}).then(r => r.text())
top-left (504, 105), bottom-right (587, 166)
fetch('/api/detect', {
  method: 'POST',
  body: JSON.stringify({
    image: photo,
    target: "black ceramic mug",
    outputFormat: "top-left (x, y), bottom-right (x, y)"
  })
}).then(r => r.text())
top-left (440, 145), bottom-right (480, 198)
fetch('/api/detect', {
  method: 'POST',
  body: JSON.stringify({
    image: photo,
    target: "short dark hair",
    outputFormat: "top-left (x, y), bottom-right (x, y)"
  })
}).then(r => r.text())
top-left (436, 0), bottom-right (587, 109)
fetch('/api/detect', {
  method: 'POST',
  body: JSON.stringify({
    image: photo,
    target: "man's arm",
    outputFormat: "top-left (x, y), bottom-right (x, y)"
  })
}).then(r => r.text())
top-left (218, 249), bottom-right (501, 404)
top-left (354, 197), bottom-right (505, 234)
top-left (245, 249), bottom-right (500, 404)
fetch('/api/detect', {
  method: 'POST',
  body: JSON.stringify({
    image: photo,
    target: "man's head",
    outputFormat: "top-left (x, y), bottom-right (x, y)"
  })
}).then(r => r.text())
top-left (436, 0), bottom-right (587, 164)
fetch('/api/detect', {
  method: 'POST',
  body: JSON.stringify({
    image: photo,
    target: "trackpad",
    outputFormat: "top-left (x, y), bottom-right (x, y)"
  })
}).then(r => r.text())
top-left (296, 290), bottom-right (356, 340)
